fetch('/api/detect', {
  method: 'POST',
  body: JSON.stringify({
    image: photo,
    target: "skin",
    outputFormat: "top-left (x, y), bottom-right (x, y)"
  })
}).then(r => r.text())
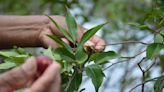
top-left (0, 16), bottom-right (105, 92)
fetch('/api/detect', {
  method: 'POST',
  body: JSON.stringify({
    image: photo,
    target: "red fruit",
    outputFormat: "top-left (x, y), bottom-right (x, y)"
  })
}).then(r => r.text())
top-left (36, 55), bottom-right (53, 75)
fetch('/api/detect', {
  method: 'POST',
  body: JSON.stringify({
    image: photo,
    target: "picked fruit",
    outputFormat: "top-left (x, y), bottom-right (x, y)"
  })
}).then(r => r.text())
top-left (36, 55), bottom-right (53, 75)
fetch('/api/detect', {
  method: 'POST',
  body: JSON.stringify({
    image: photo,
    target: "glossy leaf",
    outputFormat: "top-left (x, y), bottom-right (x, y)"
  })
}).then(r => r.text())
top-left (46, 15), bottom-right (74, 43)
top-left (146, 43), bottom-right (164, 59)
top-left (90, 51), bottom-right (117, 65)
top-left (77, 23), bottom-right (107, 51)
top-left (0, 62), bottom-right (16, 69)
top-left (154, 76), bottom-right (164, 92)
top-left (86, 64), bottom-right (105, 92)
top-left (66, 8), bottom-right (77, 43)
top-left (47, 35), bottom-right (73, 54)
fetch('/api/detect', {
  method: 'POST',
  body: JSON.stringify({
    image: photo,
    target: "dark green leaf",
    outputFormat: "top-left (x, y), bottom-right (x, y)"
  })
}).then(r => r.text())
top-left (0, 62), bottom-right (16, 69)
top-left (86, 64), bottom-right (105, 92)
top-left (75, 49), bottom-right (88, 64)
top-left (54, 48), bottom-right (75, 62)
top-left (90, 51), bottom-right (117, 65)
top-left (47, 35), bottom-right (73, 54)
top-left (146, 43), bottom-right (164, 59)
top-left (46, 15), bottom-right (74, 43)
top-left (66, 71), bottom-right (82, 92)
top-left (77, 23), bottom-right (107, 51)
top-left (154, 76), bottom-right (164, 92)
top-left (66, 8), bottom-right (77, 43)
top-left (139, 25), bottom-right (154, 32)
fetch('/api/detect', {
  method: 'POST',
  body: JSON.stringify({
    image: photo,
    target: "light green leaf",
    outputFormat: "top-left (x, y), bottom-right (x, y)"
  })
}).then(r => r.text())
top-left (43, 46), bottom-right (57, 61)
top-left (90, 51), bottom-right (117, 65)
top-left (47, 35), bottom-right (73, 54)
top-left (0, 51), bottom-right (18, 58)
top-left (46, 15), bottom-right (74, 43)
top-left (0, 62), bottom-right (16, 69)
top-left (154, 34), bottom-right (163, 43)
top-left (66, 7), bottom-right (77, 43)
top-left (154, 76), bottom-right (164, 92)
top-left (77, 23), bottom-right (107, 51)
top-left (146, 43), bottom-right (164, 59)
top-left (66, 71), bottom-right (82, 92)
top-left (86, 64), bottom-right (105, 92)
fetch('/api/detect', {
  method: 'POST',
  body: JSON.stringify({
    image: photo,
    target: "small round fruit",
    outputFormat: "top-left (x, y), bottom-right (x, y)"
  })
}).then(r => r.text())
top-left (36, 55), bottom-right (53, 75)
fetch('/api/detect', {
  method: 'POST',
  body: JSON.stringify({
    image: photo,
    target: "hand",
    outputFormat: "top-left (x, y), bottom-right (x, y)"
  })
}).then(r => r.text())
top-left (0, 57), bottom-right (61, 92)
top-left (39, 16), bottom-right (106, 52)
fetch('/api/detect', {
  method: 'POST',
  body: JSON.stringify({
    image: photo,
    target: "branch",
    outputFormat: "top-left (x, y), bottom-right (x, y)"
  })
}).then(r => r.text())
top-left (96, 41), bottom-right (149, 46)
top-left (128, 77), bottom-right (158, 92)
top-left (121, 50), bottom-right (146, 59)
top-left (103, 59), bottom-right (128, 71)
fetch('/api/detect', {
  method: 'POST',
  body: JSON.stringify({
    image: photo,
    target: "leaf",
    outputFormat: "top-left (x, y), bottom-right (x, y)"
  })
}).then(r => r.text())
top-left (86, 64), bottom-right (105, 92)
top-left (139, 25), bottom-right (154, 32)
top-left (154, 34), bottom-right (163, 43)
top-left (66, 7), bottom-right (77, 43)
top-left (66, 71), bottom-right (82, 92)
top-left (47, 35), bottom-right (73, 53)
top-left (10, 55), bottom-right (28, 64)
top-left (146, 43), bottom-right (164, 59)
top-left (54, 47), bottom-right (75, 62)
top-left (43, 46), bottom-right (57, 61)
top-left (0, 62), bottom-right (16, 69)
top-left (154, 76), bottom-right (164, 92)
top-left (75, 49), bottom-right (88, 64)
top-left (90, 51), bottom-right (117, 65)
top-left (77, 23), bottom-right (107, 51)
top-left (46, 15), bottom-right (74, 43)
top-left (0, 51), bottom-right (18, 58)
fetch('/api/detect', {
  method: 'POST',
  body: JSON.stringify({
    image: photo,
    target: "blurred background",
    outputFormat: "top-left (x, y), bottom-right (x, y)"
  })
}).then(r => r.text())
top-left (0, 0), bottom-right (163, 92)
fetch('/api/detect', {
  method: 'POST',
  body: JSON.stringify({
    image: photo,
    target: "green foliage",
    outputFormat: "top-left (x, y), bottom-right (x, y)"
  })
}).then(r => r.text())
top-left (86, 64), bottom-right (105, 92)
top-left (154, 76), bottom-right (164, 92)
top-left (146, 43), bottom-right (164, 59)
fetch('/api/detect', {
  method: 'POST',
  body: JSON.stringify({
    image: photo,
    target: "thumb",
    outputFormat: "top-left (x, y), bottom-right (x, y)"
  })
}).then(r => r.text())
top-left (0, 57), bottom-right (37, 92)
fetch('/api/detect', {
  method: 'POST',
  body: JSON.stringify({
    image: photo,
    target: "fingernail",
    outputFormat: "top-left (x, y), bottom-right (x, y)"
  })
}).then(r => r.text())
top-left (84, 41), bottom-right (95, 47)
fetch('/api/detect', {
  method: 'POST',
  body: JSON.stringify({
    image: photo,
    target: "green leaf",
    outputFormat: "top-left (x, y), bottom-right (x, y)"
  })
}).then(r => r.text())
top-left (86, 64), bottom-right (105, 92)
top-left (10, 55), bottom-right (28, 64)
top-left (77, 23), bottom-right (107, 51)
top-left (66, 7), bottom-right (77, 43)
top-left (46, 15), bottom-right (74, 43)
top-left (146, 43), bottom-right (164, 59)
top-left (47, 35), bottom-right (73, 54)
top-left (66, 71), bottom-right (82, 92)
top-left (154, 76), bottom-right (164, 92)
top-left (43, 46), bottom-right (57, 61)
top-left (139, 25), bottom-right (154, 32)
top-left (54, 48), bottom-right (75, 62)
top-left (154, 34), bottom-right (163, 43)
top-left (90, 51), bottom-right (117, 65)
top-left (0, 51), bottom-right (18, 58)
top-left (0, 62), bottom-right (16, 69)
top-left (75, 49), bottom-right (88, 64)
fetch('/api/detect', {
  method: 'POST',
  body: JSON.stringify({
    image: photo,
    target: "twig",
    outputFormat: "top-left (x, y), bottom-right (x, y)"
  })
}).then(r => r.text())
top-left (128, 77), bottom-right (158, 92)
top-left (121, 50), bottom-right (146, 59)
top-left (96, 41), bottom-right (149, 46)
top-left (103, 59), bottom-right (128, 71)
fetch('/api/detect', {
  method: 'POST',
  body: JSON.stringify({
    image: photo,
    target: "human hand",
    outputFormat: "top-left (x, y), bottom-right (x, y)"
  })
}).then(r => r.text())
top-left (39, 16), bottom-right (106, 52)
top-left (0, 57), bottom-right (61, 92)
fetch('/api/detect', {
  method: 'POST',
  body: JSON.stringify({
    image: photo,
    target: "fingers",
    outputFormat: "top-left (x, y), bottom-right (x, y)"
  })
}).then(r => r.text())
top-left (40, 28), bottom-right (70, 49)
top-left (0, 57), bottom-right (37, 92)
top-left (25, 62), bottom-right (61, 92)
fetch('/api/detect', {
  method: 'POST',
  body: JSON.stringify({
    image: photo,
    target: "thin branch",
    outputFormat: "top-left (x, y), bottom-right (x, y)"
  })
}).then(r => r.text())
top-left (103, 59), bottom-right (128, 71)
top-left (121, 50), bottom-right (146, 59)
top-left (128, 77), bottom-right (158, 92)
top-left (96, 41), bottom-right (149, 46)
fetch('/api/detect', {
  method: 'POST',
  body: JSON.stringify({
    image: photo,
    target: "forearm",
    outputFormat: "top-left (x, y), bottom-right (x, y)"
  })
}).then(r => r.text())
top-left (0, 16), bottom-right (50, 49)
top-left (0, 15), bottom-right (85, 49)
